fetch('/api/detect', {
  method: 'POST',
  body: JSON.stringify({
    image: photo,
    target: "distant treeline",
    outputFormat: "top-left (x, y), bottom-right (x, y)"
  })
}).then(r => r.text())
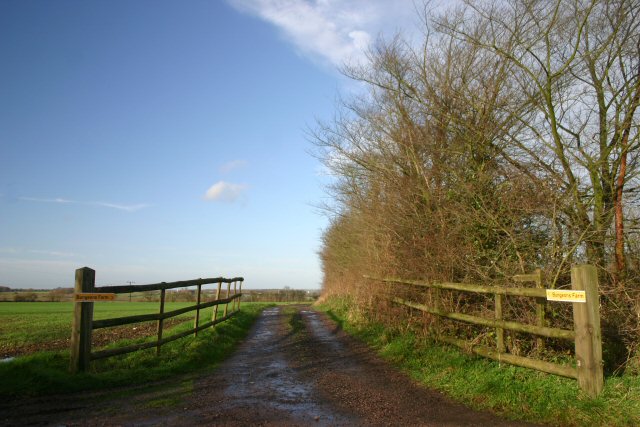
top-left (0, 287), bottom-right (320, 303)
top-left (0, 287), bottom-right (74, 302)
top-left (0, 286), bottom-right (69, 293)
top-left (125, 288), bottom-right (320, 303)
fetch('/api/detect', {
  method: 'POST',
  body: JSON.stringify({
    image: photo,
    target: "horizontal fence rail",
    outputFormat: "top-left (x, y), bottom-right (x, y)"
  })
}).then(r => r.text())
top-left (366, 264), bottom-right (603, 397)
top-left (94, 277), bottom-right (243, 294)
top-left (372, 277), bottom-right (548, 298)
top-left (70, 267), bottom-right (244, 373)
top-left (390, 297), bottom-right (576, 341)
top-left (90, 311), bottom-right (237, 361)
top-left (91, 296), bottom-right (239, 329)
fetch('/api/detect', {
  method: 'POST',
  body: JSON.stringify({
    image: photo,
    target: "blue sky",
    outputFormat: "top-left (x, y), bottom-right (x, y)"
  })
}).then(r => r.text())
top-left (0, 0), bottom-right (418, 289)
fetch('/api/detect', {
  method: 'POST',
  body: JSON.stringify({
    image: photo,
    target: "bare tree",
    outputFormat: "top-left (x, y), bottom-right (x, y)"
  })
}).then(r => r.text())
top-left (436, 0), bottom-right (640, 279)
top-left (314, 0), bottom-right (640, 368)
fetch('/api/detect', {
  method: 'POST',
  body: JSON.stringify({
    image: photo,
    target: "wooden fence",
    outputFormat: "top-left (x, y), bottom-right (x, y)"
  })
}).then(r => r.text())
top-left (367, 264), bottom-right (603, 397)
top-left (70, 267), bottom-right (244, 373)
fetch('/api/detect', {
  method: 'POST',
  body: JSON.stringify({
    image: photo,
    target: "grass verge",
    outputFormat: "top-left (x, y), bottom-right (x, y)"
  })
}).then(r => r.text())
top-left (282, 305), bottom-right (306, 334)
top-left (0, 303), bottom-right (271, 400)
top-left (316, 296), bottom-right (640, 426)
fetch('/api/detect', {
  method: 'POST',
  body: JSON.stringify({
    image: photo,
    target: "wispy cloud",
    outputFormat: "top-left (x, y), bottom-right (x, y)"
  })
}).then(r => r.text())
top-left (227, 0), bottom-right (418, 67)
top-left (92, 202), bottom-right (149, 212)
top-left (29, 249), bottom-right (76, 257)
top-left (219, 159), bottom-right (248, 174)
top-left (203, 181), bottom-right (248, 203)
top-left (19, 197), bottom-right (149, 212)
top-left (20, 197), bottom-right (73, 204)
top-left (0, 247), bottom-right (76, 258)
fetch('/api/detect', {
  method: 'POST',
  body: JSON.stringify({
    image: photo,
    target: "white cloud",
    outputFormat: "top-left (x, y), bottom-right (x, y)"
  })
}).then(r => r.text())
top-left (204, 181), bottom-right (248, 202)
top-left (227, 0), bottom-right (419, 67)
top-left (219, 159), bottom-right (248, 174)
top-left (19, 197), bottom-right (150, 212)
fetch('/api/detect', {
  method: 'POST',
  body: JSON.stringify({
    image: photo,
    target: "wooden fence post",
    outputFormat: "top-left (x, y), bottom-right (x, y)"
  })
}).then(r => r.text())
top-left (223, 281), bottom-right (231, 317)
top-left (213, 281), bottom-right (222, 324)
top-left (571, 264), bottom-right (604, 397)
top-left (238, 280), bottom-right (243, 310)
top-left (156, 289), bottom-right (166, 355)
top-left (495, 293), bottom-right (505, 353)
top-left (534, 268), bottom-right (546, 353)
top-left (432, 287), bottom-right (442, 336)
top-left (70, 267), bottom-right (95, 373)
top-left (194, 283), bottom-right (202, 336)
top-left (232, 280), bottom-right (238, 311)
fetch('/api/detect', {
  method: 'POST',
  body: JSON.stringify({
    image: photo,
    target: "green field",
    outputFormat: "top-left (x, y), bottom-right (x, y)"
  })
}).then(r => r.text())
top-left (0, 301), bottom-right (232, 357)
top-left (0, 301), bottom-right (268, 399)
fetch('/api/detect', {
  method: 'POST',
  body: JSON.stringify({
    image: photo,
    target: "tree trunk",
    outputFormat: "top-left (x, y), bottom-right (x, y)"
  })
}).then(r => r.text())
top-left (614, 47), bottom-right (640, 279)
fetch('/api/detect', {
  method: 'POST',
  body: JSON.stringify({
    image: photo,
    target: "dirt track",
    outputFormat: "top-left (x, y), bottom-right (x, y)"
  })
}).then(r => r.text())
top-left (1, 306), bottom-right (534, 426)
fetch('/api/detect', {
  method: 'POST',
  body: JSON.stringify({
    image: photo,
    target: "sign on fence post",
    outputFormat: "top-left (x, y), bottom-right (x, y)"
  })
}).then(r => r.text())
top-left (571, 264), bottom-right (604, 397)
top-left (74, 293), bottom-right (115, 302)
top-left (546, 289), bottom-right (587, 302)
top-left (70, 267), bottom-right (95, 373)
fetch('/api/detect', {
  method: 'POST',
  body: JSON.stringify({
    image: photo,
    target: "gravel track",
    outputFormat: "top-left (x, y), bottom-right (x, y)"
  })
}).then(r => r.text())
top-left (1, 306), bottom-right (535, 426)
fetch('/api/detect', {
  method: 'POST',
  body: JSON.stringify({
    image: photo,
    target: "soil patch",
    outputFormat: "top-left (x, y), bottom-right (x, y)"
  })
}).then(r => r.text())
top-left (0, 318), bottom-right (187, 359)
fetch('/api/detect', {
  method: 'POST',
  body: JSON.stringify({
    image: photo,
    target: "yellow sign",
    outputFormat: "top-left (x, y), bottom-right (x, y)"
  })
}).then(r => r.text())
top-left (546, 289), bottom-right (586, 303)
top-left (74, 293), bottom-right (116, 302)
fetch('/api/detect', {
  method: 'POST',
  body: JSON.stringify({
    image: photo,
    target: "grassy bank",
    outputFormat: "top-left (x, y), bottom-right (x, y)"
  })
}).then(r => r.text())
top-left (0, 303), bottom-right (270, 399)
top-left (317, 297), bottom-right (640, 426)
